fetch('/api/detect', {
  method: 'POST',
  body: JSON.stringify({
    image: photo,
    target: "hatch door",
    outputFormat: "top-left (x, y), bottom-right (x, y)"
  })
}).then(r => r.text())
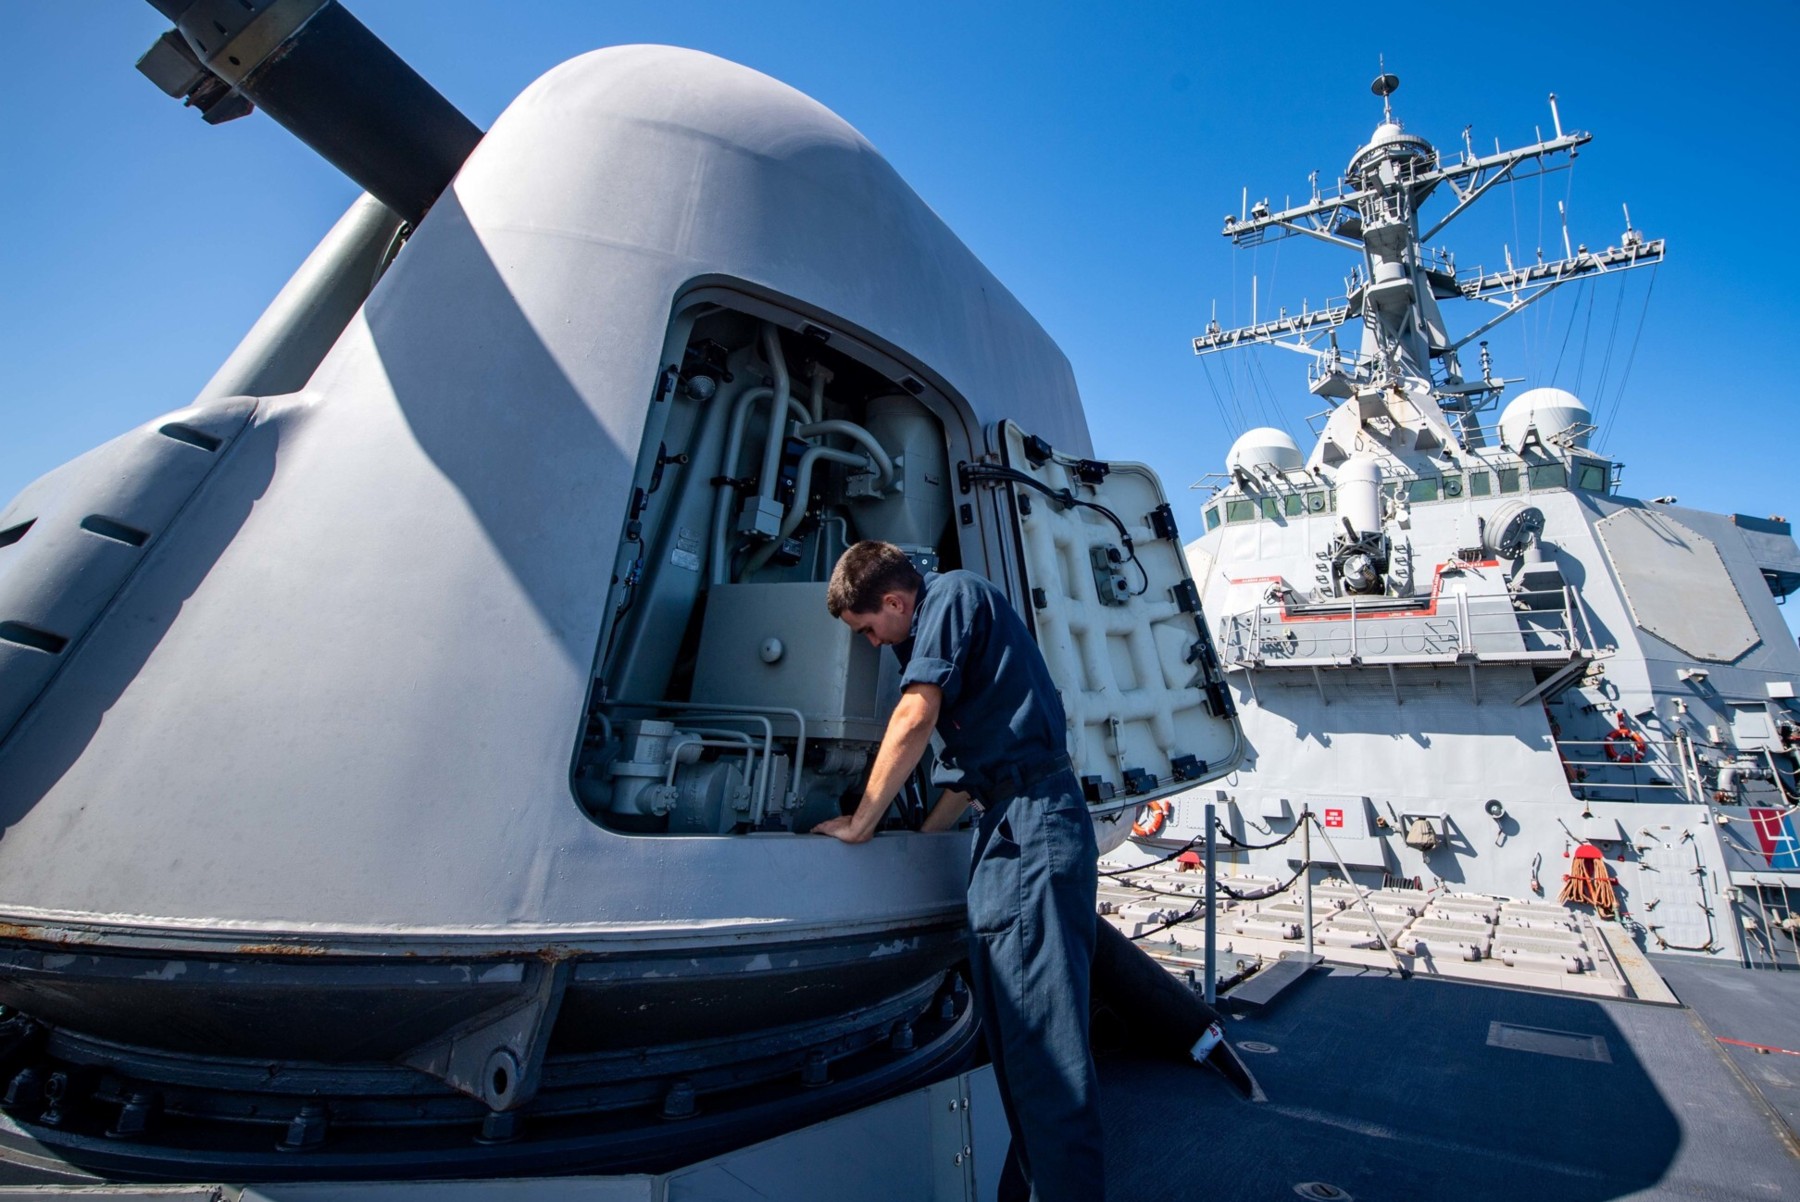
top-left (967, 421), bottom-right (1242, 815)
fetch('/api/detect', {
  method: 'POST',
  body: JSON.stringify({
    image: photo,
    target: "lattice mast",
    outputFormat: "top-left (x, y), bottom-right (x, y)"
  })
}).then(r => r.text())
top-left (1194, 72), bottom-right (1664, 452)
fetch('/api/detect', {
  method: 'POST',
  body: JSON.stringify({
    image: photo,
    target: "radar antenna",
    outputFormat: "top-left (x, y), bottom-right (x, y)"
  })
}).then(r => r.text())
top-left (1196, 79), bottom-right (1664, 445)
top-left (1372, 58), bottom-right (1399, 124)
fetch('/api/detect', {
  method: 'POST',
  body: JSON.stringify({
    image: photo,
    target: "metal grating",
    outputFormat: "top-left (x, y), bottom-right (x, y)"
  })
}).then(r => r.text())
top-left (1486, 1021), bottom-right (1612, 1063)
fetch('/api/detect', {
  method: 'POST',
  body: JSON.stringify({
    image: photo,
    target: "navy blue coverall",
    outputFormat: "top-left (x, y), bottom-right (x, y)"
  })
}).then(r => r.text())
top-left (896, 571), bottom-right (1104, 1202)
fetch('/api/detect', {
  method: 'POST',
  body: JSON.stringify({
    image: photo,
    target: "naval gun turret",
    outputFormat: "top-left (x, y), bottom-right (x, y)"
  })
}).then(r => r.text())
top-left (0, 2), bottom-right (1243, 1180)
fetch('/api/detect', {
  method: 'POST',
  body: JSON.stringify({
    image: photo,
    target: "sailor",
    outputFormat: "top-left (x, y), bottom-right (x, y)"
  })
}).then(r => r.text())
top-left (815, 540), bottom-right (1104, 1202)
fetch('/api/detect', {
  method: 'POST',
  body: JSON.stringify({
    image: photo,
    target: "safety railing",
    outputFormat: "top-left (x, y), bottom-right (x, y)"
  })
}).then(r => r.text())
top-left (1559, 736), bottom-right (1797, 810)
top-left (1219, 585), bottom-right (1592, 669)
top-left (1552, 735), bottom-right (1694, 805)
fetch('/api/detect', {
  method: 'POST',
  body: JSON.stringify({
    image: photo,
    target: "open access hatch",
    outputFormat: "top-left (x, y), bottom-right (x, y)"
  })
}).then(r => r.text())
top-left (967, 421), bottom-right (1243, 816)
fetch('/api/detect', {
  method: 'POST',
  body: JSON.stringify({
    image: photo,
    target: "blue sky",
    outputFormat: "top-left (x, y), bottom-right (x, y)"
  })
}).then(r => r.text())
top-left (4, 1), bottom-right (1797, 637)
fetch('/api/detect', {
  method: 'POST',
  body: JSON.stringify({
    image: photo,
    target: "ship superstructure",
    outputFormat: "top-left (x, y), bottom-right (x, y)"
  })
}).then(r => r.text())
top-left (1164, 75), bottom-right (1800, 963)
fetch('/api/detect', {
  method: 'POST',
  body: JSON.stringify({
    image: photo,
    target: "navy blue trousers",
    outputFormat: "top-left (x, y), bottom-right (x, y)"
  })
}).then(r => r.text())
top-left (966, 770), bottom-right (1104, 1202)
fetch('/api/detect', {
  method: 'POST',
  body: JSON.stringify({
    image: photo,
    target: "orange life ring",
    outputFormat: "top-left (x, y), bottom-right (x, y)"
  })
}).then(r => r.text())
top-left (1603, 714), bottom-right (1647, 764)
top-left (1132, 800), bottom-right (1171, 839)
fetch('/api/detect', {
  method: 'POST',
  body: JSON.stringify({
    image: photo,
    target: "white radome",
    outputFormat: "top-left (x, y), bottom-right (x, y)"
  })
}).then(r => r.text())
top-left (1226, 426), bottom-right (1304, 475)
top-left (1499, 386), bottom-right (1593, 449)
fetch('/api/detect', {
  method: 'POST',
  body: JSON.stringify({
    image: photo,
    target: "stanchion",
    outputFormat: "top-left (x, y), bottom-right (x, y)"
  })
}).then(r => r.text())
top-left (1310, 812), bottom-right (1410, 977)
top-left (1204, 802), bottom-right (1217, 1005)
top-left (1302, 807), bottom-right (1314, 959)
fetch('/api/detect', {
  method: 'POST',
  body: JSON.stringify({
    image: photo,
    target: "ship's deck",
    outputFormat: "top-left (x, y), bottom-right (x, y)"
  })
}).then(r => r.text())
top-left (1099, 955), bottom-right (1800, 1201)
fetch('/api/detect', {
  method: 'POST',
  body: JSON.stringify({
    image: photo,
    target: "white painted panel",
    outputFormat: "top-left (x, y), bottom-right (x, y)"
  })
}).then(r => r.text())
top-left (991, 421), bottom-right (1243, 813)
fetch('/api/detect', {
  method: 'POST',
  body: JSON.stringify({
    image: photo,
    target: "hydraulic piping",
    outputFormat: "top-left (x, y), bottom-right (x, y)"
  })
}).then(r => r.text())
top-left (756, 324), bottom-right (793, 508)
top-left (725, 345), bottom-right (897, 579)
top-left (808, 362), bottom-right (831, 423)
top-left (736, 416), bottom-right (897, 578)
top-left (709, 385), bottom-right (810, 585)
top-left (710, 385), bottom-right (771, 586)
top-left (795, 421), bottom-right (895, 491)
top-left (739, 447), bottom-right (873, 578)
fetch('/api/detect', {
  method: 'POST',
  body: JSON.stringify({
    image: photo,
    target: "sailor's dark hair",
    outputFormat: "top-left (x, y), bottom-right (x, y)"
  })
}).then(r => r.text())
top-left (826, 541), bottom-right (923, 617)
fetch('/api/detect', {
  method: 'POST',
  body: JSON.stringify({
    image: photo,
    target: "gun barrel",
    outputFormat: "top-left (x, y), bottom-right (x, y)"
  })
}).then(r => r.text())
top-left (142, 0), bottom-right (481, 223)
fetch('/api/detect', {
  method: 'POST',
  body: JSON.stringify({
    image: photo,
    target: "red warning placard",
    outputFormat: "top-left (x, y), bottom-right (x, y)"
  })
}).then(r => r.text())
top-left (1324, 808), bottom-right (1344, 828)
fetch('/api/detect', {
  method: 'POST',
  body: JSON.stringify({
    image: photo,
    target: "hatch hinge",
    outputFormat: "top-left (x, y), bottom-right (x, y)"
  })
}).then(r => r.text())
top-left (1072, 459), bottom-right (1109, 486)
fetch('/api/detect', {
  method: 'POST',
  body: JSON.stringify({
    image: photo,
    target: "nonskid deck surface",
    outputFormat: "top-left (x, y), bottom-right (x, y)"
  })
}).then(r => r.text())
top-left (1651, 953), bottom-right (1800, 1153)
top-left (1097, 964), bottom-right (1800, 1202)
top-left (1100, 863), bottom-right (1657, 999)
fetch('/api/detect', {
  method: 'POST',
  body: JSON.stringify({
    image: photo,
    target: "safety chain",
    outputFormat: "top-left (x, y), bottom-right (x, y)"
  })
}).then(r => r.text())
top-left (1646, 926), bottom-right (1719, 954)
top-left (1126, 901), bottom-right (1207, 943)
top-left (1112, 813), bottom-right (1412, 976)
top-left (1122, 860), bottom-right (1311, 942)
top-left (1115, 815), bottom-right (1301, 877)
top-left (1218, 862), bottom-right (1310, 901)
top-left (1213, 822), bottom-right (1304, 852)
top-left (1100, 835), bottom-right (1203, 878)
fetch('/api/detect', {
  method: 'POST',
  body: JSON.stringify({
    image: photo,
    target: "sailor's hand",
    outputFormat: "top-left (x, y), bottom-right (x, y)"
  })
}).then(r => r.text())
top-left (813, 815), bottom-right (874, 844)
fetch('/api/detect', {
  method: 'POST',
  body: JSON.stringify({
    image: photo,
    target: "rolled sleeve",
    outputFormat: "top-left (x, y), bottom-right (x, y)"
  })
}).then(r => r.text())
top-left (900, 655), bottom-right (959, 702)
top-left (905, 577), bottom-right (984, 713)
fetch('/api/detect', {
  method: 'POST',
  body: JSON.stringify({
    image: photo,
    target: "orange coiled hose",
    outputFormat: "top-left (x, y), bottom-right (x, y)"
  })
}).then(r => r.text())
top-left (1560, 843), bottom-right (1618, 919)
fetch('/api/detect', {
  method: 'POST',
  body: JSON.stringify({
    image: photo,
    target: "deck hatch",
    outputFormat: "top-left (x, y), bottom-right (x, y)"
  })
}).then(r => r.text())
top-left (1486, 1022), bottom-right (1612, 1063)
